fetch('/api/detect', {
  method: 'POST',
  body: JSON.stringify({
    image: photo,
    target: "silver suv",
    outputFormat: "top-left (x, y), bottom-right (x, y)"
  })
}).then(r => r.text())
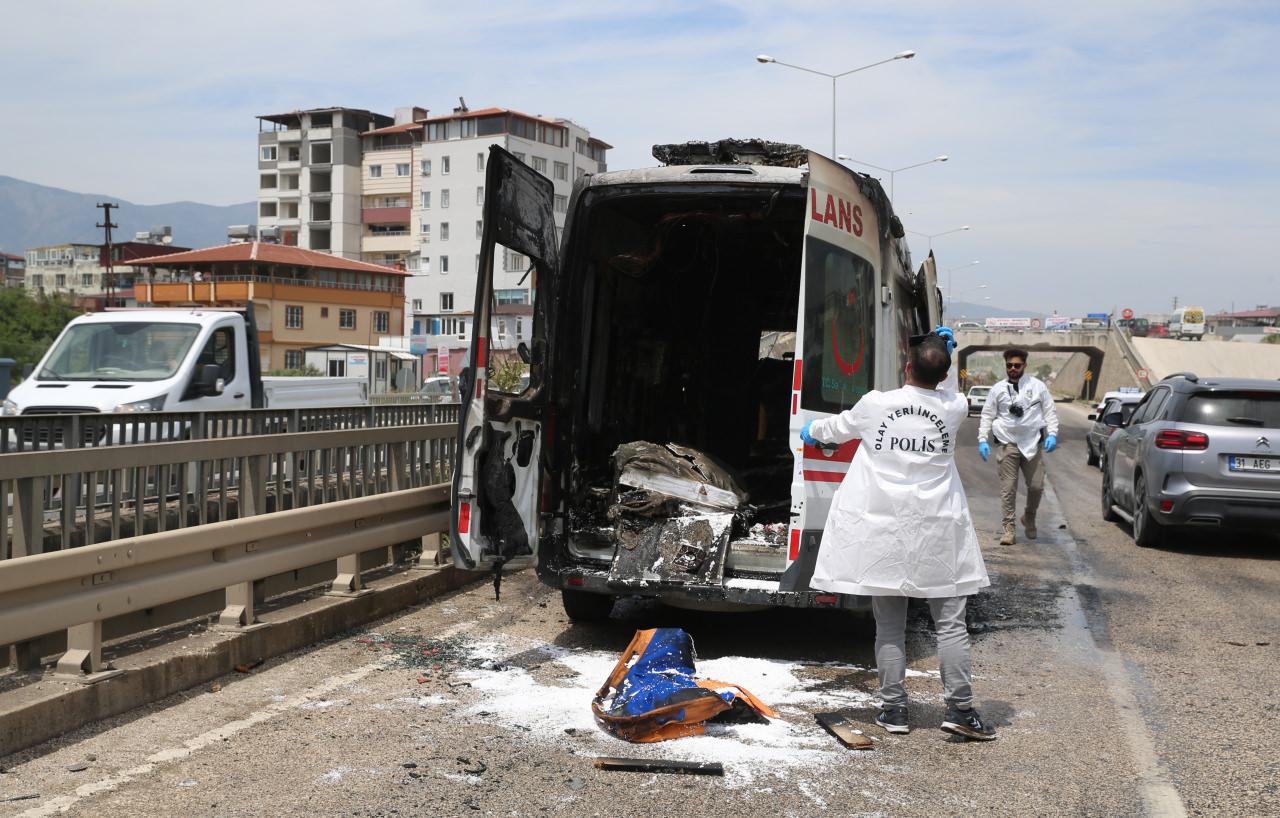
top-left (1101, 373), bottom-right (1280, 547)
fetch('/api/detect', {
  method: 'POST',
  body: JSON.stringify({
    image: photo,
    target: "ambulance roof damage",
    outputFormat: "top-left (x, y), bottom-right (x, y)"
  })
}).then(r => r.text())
top-left (652, 139), bottom-right (808, 168)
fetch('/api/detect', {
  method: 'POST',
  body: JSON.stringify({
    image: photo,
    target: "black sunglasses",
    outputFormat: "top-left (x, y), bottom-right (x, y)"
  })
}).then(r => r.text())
top-left (1006, 362), bottom-right (1025, 368)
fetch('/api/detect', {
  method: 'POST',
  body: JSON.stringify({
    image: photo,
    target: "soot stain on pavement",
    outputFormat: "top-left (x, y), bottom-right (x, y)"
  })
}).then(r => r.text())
top-left (908, 575), bottom-right (1071, 637)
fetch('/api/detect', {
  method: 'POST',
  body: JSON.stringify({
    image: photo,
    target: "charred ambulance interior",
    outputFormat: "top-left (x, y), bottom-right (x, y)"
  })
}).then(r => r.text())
top-left (555, 181), bottom-right (807, 578)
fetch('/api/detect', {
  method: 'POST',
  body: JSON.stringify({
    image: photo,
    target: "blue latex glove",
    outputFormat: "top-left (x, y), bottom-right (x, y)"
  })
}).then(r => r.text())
top-left (978, 440), bottom-right (991, 462)
top-left (933, 325), bottom-right (956, 354)
top-left (800, 420), bottom-right (817, 446)
top-left (1044, 434), bottom-right (1058, 453)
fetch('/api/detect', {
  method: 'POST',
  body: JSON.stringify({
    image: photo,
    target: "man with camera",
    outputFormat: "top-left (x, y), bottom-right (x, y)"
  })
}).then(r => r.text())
top-left (977, 347), bottom-right (1059, 545)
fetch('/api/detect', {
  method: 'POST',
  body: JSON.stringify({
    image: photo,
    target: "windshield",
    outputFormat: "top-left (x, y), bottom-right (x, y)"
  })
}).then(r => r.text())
top-left (38, 322), bottom-right (201, 382)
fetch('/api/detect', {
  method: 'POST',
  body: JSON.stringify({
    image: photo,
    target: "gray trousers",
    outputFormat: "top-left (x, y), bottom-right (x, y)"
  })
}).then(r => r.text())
top-left (872, 595), bottom-right (973, 709)
top-left (996, 441), bottom-right (1044, 527)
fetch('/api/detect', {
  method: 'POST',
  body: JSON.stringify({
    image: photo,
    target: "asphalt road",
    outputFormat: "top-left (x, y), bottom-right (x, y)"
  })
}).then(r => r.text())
top-left (0, 403), bottom-right (1276, 817)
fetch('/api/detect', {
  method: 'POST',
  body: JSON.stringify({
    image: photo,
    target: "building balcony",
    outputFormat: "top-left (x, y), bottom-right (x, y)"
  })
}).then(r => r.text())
top-left (278, 129), bottom-right (302, 143)
top-left (277, 160), bottom-right (301, 171)
top-left (307, 127), bottom-right (332, 141)
top-left (361, 233), bottom-right (414, 253)
top-left (277, 187), bottom-right (301, 199)
top-left (362, 206), bottom-right (412, 225)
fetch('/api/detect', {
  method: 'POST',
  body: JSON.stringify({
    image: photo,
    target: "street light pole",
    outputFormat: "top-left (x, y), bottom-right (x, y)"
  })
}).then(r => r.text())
top-left (838, 154), bottom-right (948, 202)
top-left (757, 51), bottom-right (916, 156)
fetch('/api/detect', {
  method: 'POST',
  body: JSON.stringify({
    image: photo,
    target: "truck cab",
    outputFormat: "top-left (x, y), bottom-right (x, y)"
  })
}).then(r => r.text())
top-left (451, 141), bottom-right (940, 619)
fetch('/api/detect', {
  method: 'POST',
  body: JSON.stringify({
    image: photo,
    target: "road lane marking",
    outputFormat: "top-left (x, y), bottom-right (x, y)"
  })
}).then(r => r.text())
top-left (1039, 477), bottom-right (1189, 818)
top-left (18, 661), bottom-right (384, 818)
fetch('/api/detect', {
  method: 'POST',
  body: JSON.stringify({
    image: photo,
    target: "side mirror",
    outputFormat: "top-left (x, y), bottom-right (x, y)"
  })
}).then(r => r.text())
top-left (1087, 413), bottom-right (1097, 421)
top-left (458, 366), bottom-right (473, 401)
top-left (197, 364), bottom-right (224, 396)
top-left (1103, 411), bottom-right (1123, 428)
top-left (22, 362), bottom-right (34, 379)
top-left (517, 342), bottom-right (532, 365)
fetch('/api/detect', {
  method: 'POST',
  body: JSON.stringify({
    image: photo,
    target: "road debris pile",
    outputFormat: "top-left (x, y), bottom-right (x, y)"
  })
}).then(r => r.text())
top-left (355, 632), bottom-right (505, 679)
top-left (592, 627), bottom-right (778, 743)
top-left (605, 442), bottom-right (750, 585)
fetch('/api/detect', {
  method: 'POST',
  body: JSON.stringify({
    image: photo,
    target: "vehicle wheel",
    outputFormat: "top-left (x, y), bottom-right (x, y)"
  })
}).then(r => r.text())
top-left (561, 589), bottom-right (615, 622)
top-left (1101, 462), bottom-right (1119, 522)
top-left (1131, 474), bottom-right (1164, 548)
top-left (1086, 440), bottom-right (1099, 467)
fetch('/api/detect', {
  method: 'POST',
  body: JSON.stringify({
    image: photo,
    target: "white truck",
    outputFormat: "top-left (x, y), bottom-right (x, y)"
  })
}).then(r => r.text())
top-left (2, 306), bottom-right (367, 418)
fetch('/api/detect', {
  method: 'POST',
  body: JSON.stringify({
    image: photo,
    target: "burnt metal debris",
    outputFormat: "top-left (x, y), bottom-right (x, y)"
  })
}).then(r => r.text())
top-left (652, 139), bottom-right (807, 168)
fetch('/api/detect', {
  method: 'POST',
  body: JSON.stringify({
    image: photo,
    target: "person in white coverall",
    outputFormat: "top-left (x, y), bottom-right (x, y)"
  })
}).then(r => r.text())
top-left (976, 347), bottom-right (1060, 545)
top-left (801, 328), bottom-right (996, 741)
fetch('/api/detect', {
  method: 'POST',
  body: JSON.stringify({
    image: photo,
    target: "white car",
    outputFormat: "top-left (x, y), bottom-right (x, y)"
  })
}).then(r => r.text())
top-left (967, 386), bottom-right (991, 416)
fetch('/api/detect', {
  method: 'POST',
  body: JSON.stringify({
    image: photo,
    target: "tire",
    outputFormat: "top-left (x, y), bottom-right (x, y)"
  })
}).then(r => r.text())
top-left (1131, 473), bottom-right (1164, 548)
top-left (1101, 462), bottom-right (1119, 522)
top-left (1086, 440), bottom-right (1099, 467)
top-left (561, 589), bottom-right (615, 622)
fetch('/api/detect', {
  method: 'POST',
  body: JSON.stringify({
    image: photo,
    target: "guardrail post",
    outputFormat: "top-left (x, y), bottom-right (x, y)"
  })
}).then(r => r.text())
top-left (12, 476), bottom-right (46, 558)
top-left (9, 640), bottom-right (42, 671)
top-left (54, 621), bottom-right (124, 683)
top-left (216, 454), bottom-right (270, 630)
top-left (410, 532), bottom-right (443, 571)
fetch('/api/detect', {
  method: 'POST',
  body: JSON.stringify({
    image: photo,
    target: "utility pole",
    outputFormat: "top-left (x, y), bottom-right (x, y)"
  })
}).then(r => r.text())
top-left (1172, 296), bottom-right (1179, 312)
top-left (96, 202), bottom-right (119, 309)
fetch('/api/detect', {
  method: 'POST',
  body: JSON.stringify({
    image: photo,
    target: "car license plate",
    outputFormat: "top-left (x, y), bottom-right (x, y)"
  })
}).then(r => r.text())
top-left (1229, 456), bottom-right (1279, 472)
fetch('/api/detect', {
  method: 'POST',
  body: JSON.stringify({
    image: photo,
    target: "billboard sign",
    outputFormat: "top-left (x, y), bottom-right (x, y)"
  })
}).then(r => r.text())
top-left (438, 345), bottom-right (450, 373)
top-left (1045, 315), bottom-right (1072, 331)
top-left (409, 335), bottom-right (429, 356)
top-left (984, 317), bottom-right (1033, 331)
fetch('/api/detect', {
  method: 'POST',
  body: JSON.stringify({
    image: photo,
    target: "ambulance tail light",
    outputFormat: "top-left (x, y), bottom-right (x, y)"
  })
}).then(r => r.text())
top-left (566, 575), bottom-right (585, 587)
top-left (813, 594), bottom-right (838, 606)
top-left (788, 528), bottom-right (801, 561)
top-left (457, 501), bottom-right (472, 534)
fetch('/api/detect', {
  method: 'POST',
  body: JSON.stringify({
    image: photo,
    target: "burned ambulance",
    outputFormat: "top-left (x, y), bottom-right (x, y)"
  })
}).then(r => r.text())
top-left (451, 139), bottom-right (942, 620)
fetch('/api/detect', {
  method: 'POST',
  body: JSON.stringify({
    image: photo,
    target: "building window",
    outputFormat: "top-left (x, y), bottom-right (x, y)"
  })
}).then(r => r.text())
top-left (441, 292), bottom-right (454, 312)
top-left (369, 165), bottom-right (382, 178)
top-left (441, 189), bottom-right (450, 208)
top-left (440, 255), bottom-right (449, 273)
top-left (374, 311), bottom-right (390, 333)
top-left (339, 308), bottom-right (356, 329)
top-left (420, 191), bottom-right (431, 209)
top-left (532, 156), bottom-right (547, 174)
top-left (516, 317), bottom-right (523, 338)
top-left (396, 163), bottom-right (410, 176)
top-left (285, 145), bottom-right (300, 162)
top-left (475, 254), bottom-right (480, 272)
top-left (476, 152), bottom-right (485, 171)
top-left (554, 195), bottom-right (567, 213)
top-left (285, 350), bottom-right (303, 369)
top-left (81, 273), bottom-right (94, 287)
top-left (441, 156), bottom-right (451, 175)
top-left (420, 223), bottom-right (431, 241)
top-left (285, 305), bottom-right (303, 329)
top-left (281, 173), bottom-right (299, 190)
top-left (496, 288), bottom-right (528, 305)
top-left (260, 201), bottom-right (278, 217)
top-left (504, 249), bottom-right (528, 271)
top-left (440, 222), bottom-right (450, 241)
top-left (56, 274), bottom-right (66, 287)
top-left (476, 186), bottom-right (484, 206)
top-left (554, 161), bottom-right (568, 180)
top-left (310, 228), bottom-right (331, 250)
top-left (311, 200), bottom-right (331, 221)
top-left (328, 359), bottom-right (346, 377)
top-left (261, 145), bottom-right (277, 161)
top-left (310, 170), bottom-right (331, 192)
top-left (514, 152), bottom-right (525, 163)
top-left (475, 220), bottom-right (483, 239)
top-left (260, 173), bottom-right (277, 189)
top-left (420, 159), bottom-right (432, 176)
top-left (459, 119), bottom-right (475, 138)
top-left (412, 298), bottom-right (422, 311)
top-left (320, 307), bottom-right (329, 318)
top-left (426, 122), bottom-right (445, 141)
top-left (310, 142), bottom-right (332, 164)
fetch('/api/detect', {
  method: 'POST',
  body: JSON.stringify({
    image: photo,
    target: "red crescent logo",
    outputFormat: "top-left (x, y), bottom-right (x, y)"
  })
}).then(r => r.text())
top-left (829, 291), bottom-right (864, 376)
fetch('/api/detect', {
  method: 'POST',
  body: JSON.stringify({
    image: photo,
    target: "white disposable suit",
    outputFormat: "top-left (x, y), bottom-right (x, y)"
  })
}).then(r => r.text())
top-left (808, 382), bottom-right (990, 598)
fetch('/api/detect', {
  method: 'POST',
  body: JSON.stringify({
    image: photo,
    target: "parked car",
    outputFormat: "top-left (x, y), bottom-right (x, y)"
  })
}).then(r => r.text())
top-left (418, 376), bottom-right (456, 401)
top-left (967, 385), bottom-right (992, 416)
top-left (1086, 394), bottom-right (1142, 467)
top-left (1147, 323), bottom-right (1169, 338)
top-left (1101, 373), bottom-right (1280, 547)
top-left (955, 321), bottom-right (983, 330)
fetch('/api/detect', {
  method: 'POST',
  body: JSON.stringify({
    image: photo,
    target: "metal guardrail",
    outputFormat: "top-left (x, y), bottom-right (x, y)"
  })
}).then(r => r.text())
top-left (0, 415), bottom-right (458, 678)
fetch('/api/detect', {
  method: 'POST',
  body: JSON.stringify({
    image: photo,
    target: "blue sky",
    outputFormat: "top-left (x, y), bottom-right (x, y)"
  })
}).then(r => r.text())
top-left (2, 1), bottom-right (1277, 316)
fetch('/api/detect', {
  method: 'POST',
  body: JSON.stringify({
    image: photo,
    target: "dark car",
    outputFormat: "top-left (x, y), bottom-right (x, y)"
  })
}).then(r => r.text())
top-left (1086, 394), bottom-right (1142, 467)
top-left (1101, 373), bottom-right (1280, 547)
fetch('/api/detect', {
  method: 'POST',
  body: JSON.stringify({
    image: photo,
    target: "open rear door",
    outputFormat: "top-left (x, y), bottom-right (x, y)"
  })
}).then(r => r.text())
top-left (919, 251), bottom-right (941, 327)
top-left (451, 146), bottom-right (558, 572)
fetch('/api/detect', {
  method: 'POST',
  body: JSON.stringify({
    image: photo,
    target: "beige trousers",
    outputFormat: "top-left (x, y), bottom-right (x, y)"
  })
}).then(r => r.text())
top-left (996, 441), bottom-right (1044, 527)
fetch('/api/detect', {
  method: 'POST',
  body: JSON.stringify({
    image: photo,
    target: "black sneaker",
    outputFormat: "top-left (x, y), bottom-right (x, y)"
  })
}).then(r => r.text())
top-left (941, 706), bottom-right (997, 741)
top-left (875, 705), bottom-right (910, 734)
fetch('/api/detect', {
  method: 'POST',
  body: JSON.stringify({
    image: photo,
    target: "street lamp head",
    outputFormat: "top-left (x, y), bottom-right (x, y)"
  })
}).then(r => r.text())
top-left (895, 50), bottom-right (916, 60)
top-left (960, 225), bottom-right (971, 231)
top-left (936, 155), bottom-right (949, 162)
top-left (756, 54), bottom-right (775, 64)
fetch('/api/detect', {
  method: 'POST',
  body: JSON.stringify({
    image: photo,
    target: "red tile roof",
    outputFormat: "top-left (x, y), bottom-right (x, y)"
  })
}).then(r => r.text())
top-left (1, 252), bottom-right (23, 262)
top-left (1209, 308), bottom-right (1280, 319)
top-left (125, 242), bottom-right (408, 276)
top-left (362, 121), bottom-right (425, 137)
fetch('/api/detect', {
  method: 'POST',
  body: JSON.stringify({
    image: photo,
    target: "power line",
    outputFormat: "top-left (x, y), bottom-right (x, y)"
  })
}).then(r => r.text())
top-left (96, 202), bottom-right (120, 308)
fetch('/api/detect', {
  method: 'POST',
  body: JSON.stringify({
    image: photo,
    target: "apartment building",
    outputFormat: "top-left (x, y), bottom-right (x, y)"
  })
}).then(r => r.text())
top-left (408, 107), bottom-right (610, 358)
top-left (2, 252), bottom-right (24, 287)
top-left (129, 241), bottom-right (406, 374)
top-left (359, 108), bottom-right (426, 271)
top-left (24, 232), bottom-right (190, 309)
top-left (257, 107), bottom-right (394, 259)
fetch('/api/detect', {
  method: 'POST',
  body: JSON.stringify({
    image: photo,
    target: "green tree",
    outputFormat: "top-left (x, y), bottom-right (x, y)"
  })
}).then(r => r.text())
top-left (1262, 333), bottom-right (1280, 344)
top-left (0, 288), bottom-right (82, 377)
top-left (1035, 363), bottom-right (1053, 380)
top-left (489, 357), bottom-right (528, 393)
top-left (265, 364), bottom-right (324, 376)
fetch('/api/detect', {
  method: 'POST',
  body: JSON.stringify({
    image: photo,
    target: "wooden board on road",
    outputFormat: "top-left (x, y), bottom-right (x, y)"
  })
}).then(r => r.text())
top-left (815, 712), bottom-right (875, 749)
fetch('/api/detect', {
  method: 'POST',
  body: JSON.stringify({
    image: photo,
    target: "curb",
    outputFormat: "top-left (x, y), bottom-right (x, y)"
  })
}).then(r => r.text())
top-left (0, 563), bottom-right (480, 759)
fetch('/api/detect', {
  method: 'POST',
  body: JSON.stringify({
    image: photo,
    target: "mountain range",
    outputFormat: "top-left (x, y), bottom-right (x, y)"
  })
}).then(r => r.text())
top-left (0, 176), bottom-right (255, 256)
